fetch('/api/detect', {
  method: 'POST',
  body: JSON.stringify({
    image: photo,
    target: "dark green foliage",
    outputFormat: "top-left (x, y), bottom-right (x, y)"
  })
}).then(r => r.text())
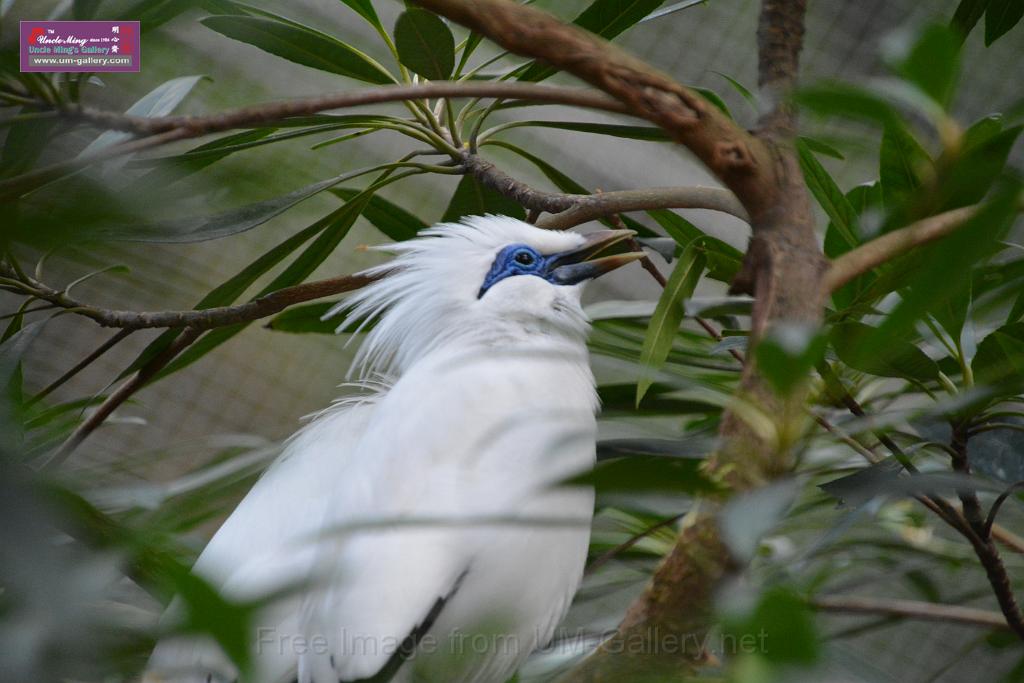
top-left (441, 175), bottom-right (527, 222)
top-left (201, 15), bottom-right (391, 83)
top-left (394, 9), bottom-right (455, 80)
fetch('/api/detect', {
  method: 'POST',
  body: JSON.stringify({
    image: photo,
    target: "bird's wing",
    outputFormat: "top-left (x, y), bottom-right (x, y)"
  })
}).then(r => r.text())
top-left (146, 400), bottom-right (377, 683)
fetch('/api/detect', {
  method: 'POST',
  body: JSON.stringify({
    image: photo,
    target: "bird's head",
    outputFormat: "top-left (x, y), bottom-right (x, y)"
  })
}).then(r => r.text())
top-left (328, 215), bottom-right (644, 378)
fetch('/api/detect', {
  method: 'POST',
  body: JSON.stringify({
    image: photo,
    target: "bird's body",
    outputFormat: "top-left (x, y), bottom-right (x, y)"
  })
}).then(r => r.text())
top-left (145, 217), bottom-right (641, 683)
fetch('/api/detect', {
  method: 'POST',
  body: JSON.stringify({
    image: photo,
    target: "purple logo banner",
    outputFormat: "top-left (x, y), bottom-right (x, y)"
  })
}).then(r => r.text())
top-left (20, 21), bottom-right (140, 73)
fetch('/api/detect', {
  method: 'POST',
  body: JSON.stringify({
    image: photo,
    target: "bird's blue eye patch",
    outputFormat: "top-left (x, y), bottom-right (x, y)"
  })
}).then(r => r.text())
top-left (478, 244), bottom-right (549, 298)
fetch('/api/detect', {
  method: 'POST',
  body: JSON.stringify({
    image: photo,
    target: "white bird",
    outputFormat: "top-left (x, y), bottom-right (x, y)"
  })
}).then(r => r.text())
top-left (145, 216), bottom-right (643, 683)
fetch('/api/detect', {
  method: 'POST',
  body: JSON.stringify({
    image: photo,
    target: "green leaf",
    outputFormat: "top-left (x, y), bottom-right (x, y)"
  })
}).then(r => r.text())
top-left (712, 71), bottom-right (757, 111)
top-left (0, 320), bottom-right (45, 436)
top-left (886, 23), bottom-right (960, 106)
top-left (497, 121), bottom-right (670, 141)
top-left (394, 9), bottom-right (455, 80)
top-left (265, 301), bottom-right (338, 333)
top-left (798, 136), bottom-right (845, 160)
top-left (201, 15), bottom-right (391, 83)
top-left (985, 0), bottom-right (1024, 45)
top-left (642, 0), bottom-right (706, 22)
top-left (879, 122), bottom-right (930, 215)
top-left (114, 0), bottom-right (204, 30)
top-left (832, 321), bottom-right (939, 381)
top-left (824, 181), bottom-right (880, 260)
top-left (441, 175), bottom-right (526, 223)
top-left (518, 0), bottom-right (666, 82)
top-left (692, 86), bottom-right (733, 118)
top-left (79, 75), bottom-right (206, 157)
top-left (795, 82), bottom-right (901, 129)
top-left (796, 138), bottom-right (858, 250)
top-left (331, 188), bottom-right (427, 241)
top-left (938, 125), bottom-right (1022, 210)
top-left (723, 587), bottom-right (820, 665)
top-left (952, 0), bottom-right (990, 40)
top-left (0, 115), bottom-right (58, 178)
top-left (648, 210), bottom-right (742, 282)
top-left (96, 172), bottom-right (356, 243)
top-left (755, 324), bottom-right (826, 395)
top-left (973, 322), bottom-right (1024, 385)
top-left (338, 0), bottom-right (382, 29)
top-left (563, 455), bottom-right (718, 496)
top-left (73, 0), bottom-right (101, 19)
top-left (636, 246), bottom-right (706, 404)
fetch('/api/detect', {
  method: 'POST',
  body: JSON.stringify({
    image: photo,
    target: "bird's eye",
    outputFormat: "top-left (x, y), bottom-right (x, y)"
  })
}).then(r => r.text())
top-left (514, 251), bottom-right (536, 266)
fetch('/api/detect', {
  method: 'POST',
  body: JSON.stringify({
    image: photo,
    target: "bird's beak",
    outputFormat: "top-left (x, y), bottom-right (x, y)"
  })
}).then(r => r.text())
top-left (548, 229), bottom-right (646, 285)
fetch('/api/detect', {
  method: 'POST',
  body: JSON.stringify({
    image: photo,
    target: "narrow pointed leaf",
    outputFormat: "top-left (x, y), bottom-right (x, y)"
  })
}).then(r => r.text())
top-left (201, 15), bottom-right (391, 83)
top-left (973, 322), bottom-right (1024, 385)
top-left (798, 136), bottom-right (845, 160)
top-left (985, 0), bottom-right (1024, 45)
top-left (339, 0), bottom-right (382, 29)
top-left (796, 138), bottom-right (858, 250)
top-left (331, 188), bottom-right (427, 241)
top-left (496, 121), bottom-right (669, 141)
top-left (79, 75), bottom-right (206, 156)
top-left (879, 122), bottom-right (930, 215)
top-left (518, 0), bottom-right (666, 81)
top-left (637, 246), bottom-right (706, 404)
top-left (96, 173), bottom-right (353, 243)
top-left (713, 71), bottom-right (757, 111)
top-left (648, 210), bottom-right (742, 282)
top-left (643, 0), bottom-right (706, 22)
top-left (951, 0), bottom-right (989, 40)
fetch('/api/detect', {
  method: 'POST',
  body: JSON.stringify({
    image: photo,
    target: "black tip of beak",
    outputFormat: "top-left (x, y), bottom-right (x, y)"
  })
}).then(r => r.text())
top-left (548, 229), bottom-right (645, 285)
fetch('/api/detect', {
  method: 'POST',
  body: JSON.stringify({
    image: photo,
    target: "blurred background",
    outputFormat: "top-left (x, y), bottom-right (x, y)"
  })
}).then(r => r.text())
top-left (2, 0), bottom-right (1023, 681)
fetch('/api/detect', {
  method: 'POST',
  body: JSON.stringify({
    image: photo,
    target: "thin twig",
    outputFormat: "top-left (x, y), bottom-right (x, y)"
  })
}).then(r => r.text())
top-left (3, 265), bottom-right (379, 331)
top-left (947, 422), bottom-right (1024, 640)
top-left (27, 329), bottom-right (133, 407)
top-left (810, 595), bottom-right (1012, 630)
top-left (825, 205), bottom-right (980, 293)
top-left (984, 482), bottom-right (1024, 538)
top-left (586, 513), bottom-right (686, 575)
top-left (44, 327), bottom-right (202, 468)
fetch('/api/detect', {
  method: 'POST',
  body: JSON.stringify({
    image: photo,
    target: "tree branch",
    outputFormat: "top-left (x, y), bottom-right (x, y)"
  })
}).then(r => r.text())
top-left (57, 82), bottom-right (630, 136)
top-left (536, 186), bottom-right (748, 229)
top-left (459, 148), bottom-right (748, 225)
top-left (0, 263), bottom-right (379, 330)
top-left (811, 595), bottom-right (1013, 630)
top-left (825, 205), bottom-right (979, 293)
top-left (948, 423), bottom-right (1024, 640)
